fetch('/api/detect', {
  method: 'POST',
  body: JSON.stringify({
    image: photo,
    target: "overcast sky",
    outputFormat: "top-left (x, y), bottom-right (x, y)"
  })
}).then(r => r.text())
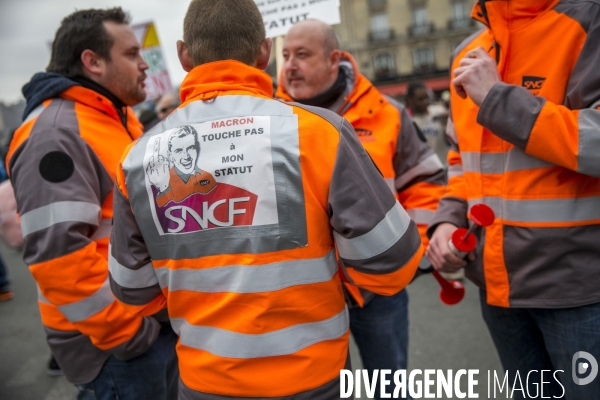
top-left (0, 0), bottom-right (191, 104)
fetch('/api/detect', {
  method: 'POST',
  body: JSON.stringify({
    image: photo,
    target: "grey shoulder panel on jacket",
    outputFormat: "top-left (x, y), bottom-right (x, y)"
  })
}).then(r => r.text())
top-left (555, 0), bottom-right (600, 109)
top-left (9, 98), bottom-right (78, 173)
top-left (451, 28), bottom-right (487, 62)
top-left (10, 98), bottom-right (113, 265)
top-left (386, 96), bottom-right (445, 188)
top-left (287, 101), bottom-right (346, 131)
top-left (554, 0), bottom-right (600, 31)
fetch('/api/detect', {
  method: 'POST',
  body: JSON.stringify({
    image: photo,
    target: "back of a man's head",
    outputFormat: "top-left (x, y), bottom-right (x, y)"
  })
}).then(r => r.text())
top-left (183, 0), bottom-right (265, 66)
top-left (47, 8), bottom-right (130, 77)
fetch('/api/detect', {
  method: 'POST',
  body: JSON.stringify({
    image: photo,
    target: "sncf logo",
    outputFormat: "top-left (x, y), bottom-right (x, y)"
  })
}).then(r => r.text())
top-left (355, 129), bottom-right (373, 137)
top-left (522, 76), bottom-right (546, 91)
top-left (355, 129), bottom-right (376, 143)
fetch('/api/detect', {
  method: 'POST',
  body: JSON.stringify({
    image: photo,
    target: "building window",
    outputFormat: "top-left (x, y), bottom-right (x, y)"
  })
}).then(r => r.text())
top-left (374, 53), bottom-right (397, 78)
top-left (449, 1), bottom-right (472, 29)
top-left (409, 6), bottom-right (433, 36)
top-left (371, 13), bottom-right (389, 33)
top-left (451, 1), bottom-right (467, 21)
top-left (413, 47), bottom-right (435, 73)
top-left (370, 13), bottom-right (393, 41)
top-left (368, 0), bottom-right (387, 9)
top-left (412, 7), bottom-right (429, 26)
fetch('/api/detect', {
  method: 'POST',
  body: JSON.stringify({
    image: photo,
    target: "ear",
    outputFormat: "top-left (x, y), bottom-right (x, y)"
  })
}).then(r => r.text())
top-left (328, 49), bottom-right (342, 75)
top-left (256, 38), bottom-right (272, 71)
top-left (80, 49), bottom-right (105, 77)
top-left (177, 40), bottom-right (194, 72)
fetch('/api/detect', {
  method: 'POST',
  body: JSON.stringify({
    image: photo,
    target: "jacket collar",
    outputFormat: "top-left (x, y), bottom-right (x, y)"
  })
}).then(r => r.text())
top-left (21, 72), bottom-right (76, 120)
top-left (471, 0), bottom-right (560, 29)
top-left (72, 76), bottom-right (127, 111)
top-left (180, 60), bottom-right (273, 104)
top-left (58, 85), bottom-right (142, 139)
top-left (338, 51), bottom-right (375, 113)
top-left (21, 71), bottom-right (137, 134)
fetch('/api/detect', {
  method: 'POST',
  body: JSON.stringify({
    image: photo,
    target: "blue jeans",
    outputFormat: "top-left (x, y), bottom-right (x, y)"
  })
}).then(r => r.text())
top-left (480, 290), bottom-right (600, 399)
top-left (350, 289), bottom-right (409, 400)
top-left (0, 252), bottom-right (9, 290)
top-left (76, 323), bottom-right (179, 400)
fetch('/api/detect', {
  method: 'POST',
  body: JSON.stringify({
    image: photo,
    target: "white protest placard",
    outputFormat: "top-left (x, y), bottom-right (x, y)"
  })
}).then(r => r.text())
top-left (132, 21), bottom-right (173, 100)
top-left (143, 117), bottom-right (278, 235)
top-left (254, 0), bottom-right (341, 38)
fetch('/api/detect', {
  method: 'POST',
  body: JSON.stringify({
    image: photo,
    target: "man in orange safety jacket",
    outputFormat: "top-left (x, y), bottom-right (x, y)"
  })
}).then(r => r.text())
top-left (427, 1), bottom-right (600, 398)
top-left (276, 19), bottom-right (445, 399)
top-left (8, 8), bottom-right (178, 398)
top-left (108, 1), bottom-right (423, 398)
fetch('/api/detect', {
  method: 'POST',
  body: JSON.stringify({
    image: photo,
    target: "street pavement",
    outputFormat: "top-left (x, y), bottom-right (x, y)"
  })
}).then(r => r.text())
top-left (0, 241), bottom-right (503, 399)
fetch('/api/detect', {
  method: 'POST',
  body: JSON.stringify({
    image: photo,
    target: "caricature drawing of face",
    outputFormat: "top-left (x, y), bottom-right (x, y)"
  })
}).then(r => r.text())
top-left (168, 126), bottom-right (199, 175)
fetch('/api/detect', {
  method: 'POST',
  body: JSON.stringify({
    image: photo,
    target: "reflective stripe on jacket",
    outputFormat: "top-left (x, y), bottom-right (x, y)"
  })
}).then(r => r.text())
top-left (8, 83), bottom-right (158, 385)
top-left (428, 0), bottom-right (600, 308)
top-left (109, 60), bottom-right (423, 399)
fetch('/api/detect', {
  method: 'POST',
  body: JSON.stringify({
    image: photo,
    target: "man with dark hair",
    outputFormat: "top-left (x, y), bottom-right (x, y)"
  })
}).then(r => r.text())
top-left (108, 0), bottom-right (423, 398)
top-left (277, 19), bottom-right (445, 399)
top-left (405, 82), bottom-right (449, 165)
top-left (405, 82), bottom-right (430, 115)
top-left (8, 8), bottom-right (178, 399)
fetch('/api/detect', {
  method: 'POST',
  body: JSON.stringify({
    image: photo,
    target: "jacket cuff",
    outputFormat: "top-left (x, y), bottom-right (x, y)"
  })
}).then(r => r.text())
top-left (426, 196), bottom-right (468, 238)
top-left (477, 82), bottom-right (546, 149)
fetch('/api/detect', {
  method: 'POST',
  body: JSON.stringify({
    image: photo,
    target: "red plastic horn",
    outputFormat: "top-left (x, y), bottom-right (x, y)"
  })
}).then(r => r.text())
top-left (432, 203), bottom-right (496, 306)
top-left (432, 270), bottom-right (465, 305)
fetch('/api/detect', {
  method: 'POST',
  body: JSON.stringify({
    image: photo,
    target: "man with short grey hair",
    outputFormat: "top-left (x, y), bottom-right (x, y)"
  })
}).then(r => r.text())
top-left (277, 19), bottom-right (446, 400)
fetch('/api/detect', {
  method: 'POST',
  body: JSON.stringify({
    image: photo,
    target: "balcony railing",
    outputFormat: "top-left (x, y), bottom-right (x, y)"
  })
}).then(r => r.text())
top-left (447, 18), bottom-right (475, 30)
top-left (413, 63), bottom-right (437, 75)
top-left (369, 29), bottom-right (395, 42)
top-left (374, 69), bottom-right (398, 81)
top-left (408, 23), bottom-right (435, 37)
top-left (368, 0), bottom-right (387, 7)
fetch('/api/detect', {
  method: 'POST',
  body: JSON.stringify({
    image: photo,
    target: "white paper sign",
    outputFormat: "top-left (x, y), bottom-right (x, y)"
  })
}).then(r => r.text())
top-left (144, 116), bottom-right (278, 235)
top-left (254, 0), bottom-right (341, 38)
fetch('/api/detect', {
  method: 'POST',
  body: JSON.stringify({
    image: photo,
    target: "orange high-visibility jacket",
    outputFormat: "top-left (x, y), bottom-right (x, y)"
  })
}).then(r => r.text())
top-left (277, 53), bottom-right (446, 248)
top-left (108, 60), bottom-right (423, 399)
top-left (278, 52), bottom-right (445, 305)
top-left (428, 0), bottom-right (600, 308)
top-left (7, 76), bottom-right (159, 385)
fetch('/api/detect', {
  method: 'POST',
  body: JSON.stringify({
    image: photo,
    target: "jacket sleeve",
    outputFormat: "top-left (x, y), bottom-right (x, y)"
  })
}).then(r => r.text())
top-left (477, 83), bottom-right (600, 178)
top-left (328, 119), bottom-right (423, 295)
top-left (426, 115), bottom-right (470, 237)
top-left (389, 100), bottom-right (446, 248)
top-left (108, 152), bottom-right (167, 318)
top-left (476, 14), bottom-right (600, 178)
top-left (9, 124), bottom-right (159, 360)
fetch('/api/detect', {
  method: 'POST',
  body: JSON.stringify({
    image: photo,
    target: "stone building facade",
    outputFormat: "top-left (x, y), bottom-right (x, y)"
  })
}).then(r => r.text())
top-left (335, 0), bottom-right (481, 96)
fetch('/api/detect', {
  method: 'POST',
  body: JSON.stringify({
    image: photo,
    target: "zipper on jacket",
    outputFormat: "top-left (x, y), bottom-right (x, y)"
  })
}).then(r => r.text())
top-left (488, 41), bottom-right (500, 64)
